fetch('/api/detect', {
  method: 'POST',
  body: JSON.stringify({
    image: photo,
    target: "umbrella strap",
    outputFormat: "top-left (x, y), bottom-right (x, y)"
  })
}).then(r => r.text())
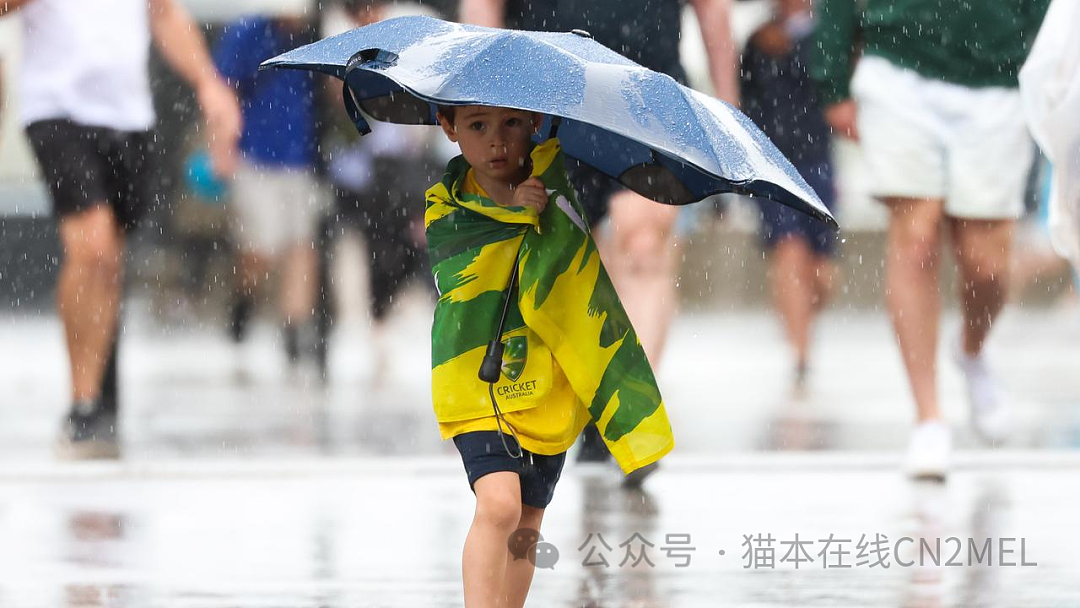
top-left (341, 80), bottom-right (372, 136)
top-left (479, 238), bottom-right (526, 460)
top-left (490, 383), bottom-right (524, 460)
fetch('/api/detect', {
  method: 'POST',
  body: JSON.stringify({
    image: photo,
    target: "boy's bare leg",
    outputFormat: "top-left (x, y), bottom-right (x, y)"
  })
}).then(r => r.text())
top-left (501, 504), bottom-right (545, 608)
top-left (57, 205), bottom-right (124, 402)
top-left (604, 191), bottom-right (680, 366)
top-left (884, 197), bottom-right (945, 422)
top-left (463, 472), bottom-right (522, 608)
top-left (949, 219), bottom-right (1013, 356)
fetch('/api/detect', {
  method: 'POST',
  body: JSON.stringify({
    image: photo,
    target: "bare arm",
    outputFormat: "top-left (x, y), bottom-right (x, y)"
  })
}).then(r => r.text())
top-left (148, 0), bottom-right (241, 175)
top-left (459, 0), bottom-right (505, 27)
top-left (0, 0), bottom-right (35, 17)
top-left (689, 0), bottom-right (739, 106)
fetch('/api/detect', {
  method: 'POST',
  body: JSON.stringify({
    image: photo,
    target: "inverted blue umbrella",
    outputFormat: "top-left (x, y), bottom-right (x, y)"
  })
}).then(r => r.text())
top-left (261, 15), bottom-right (836, 226)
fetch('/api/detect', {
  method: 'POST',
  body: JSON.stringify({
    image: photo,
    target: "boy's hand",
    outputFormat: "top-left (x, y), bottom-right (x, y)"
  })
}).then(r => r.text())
top-left (512, 177), bottom-right (548, 213)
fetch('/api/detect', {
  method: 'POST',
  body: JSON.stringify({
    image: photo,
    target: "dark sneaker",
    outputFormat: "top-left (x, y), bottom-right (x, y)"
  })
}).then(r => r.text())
top-left (575, 423), bottom-right (611, 463)
top-left (100, 340), bottom-right (119, 415)
top-left (794, 362), bottom-right (809, 388)
top-left (228, 294), bottom-right (254, 344)
top-left (283, 323), bottom-right (301, 364)
top-left (56, 400), bottom-right (120, 460)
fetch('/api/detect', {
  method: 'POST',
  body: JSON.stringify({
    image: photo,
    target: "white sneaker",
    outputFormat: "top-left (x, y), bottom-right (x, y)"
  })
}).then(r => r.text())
top-left (953, 342), bottom-right (1010, 445)
top-left (904, 420), bottom-right (951, 481)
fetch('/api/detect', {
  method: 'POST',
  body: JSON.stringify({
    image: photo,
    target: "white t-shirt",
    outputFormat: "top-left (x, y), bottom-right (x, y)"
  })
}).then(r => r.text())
top-left (19, 0), bottom-right (154, 130)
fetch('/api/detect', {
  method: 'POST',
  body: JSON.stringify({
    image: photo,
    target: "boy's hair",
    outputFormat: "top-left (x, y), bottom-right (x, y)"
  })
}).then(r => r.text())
top-left (436, 105), bottom-right (456, 124)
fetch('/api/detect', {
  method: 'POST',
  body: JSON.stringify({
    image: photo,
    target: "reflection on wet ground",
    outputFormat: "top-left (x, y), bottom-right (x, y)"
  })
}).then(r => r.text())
top-left (1, 467), bottom-right (1077, 607)
top-left (0, 307), bottom-right (1078, 606)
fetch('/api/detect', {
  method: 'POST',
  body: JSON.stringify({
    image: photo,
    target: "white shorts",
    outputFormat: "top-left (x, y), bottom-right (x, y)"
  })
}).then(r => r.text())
top-left (851, 55), bottom-right (1034, 220)
top-left (230, 160), bottom-right (325, 256)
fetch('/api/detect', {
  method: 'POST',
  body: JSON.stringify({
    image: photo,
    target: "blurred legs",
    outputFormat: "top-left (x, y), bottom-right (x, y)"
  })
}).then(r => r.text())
top-left (602, 191), bottom-right (680, 367)
top-left (950, 219), bottom-right (1013, 356)
top-left (884, 197), bottom-right (945, 423)
top-left (57, 204), bottom-right (123, 403)
top-left (768, 235), bottom-right (836, 373)
top-left (950, 218), bottom-right (1014, 443)
top-left (281, 242), bottom-right (317, 324)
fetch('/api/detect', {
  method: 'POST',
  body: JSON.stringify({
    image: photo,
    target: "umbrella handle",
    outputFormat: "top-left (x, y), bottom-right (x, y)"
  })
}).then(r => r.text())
top-left (478, 340), bottom-right (505, 384)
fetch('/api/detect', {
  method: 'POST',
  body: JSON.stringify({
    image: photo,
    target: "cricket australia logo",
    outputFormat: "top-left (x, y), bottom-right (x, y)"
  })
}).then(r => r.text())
top-left (501, 336), bottom-right (528, 381)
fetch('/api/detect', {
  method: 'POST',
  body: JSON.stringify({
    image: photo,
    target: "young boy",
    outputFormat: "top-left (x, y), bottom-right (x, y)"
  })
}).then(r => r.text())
top-left (425, 104), bottom-right (673, 608)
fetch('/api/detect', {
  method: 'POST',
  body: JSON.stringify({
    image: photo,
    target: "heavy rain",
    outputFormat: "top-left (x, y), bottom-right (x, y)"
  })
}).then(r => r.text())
top-left (0, 0), bottom-right (1077, 606)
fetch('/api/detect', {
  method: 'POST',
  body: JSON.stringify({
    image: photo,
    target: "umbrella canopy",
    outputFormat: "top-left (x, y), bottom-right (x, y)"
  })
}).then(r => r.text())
top-left (261, 15), bottom-right (836, 227)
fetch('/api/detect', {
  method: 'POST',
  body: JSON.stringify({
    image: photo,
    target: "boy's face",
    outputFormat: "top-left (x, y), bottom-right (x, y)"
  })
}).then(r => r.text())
top-left (438, 106), bottom-right (542, 186)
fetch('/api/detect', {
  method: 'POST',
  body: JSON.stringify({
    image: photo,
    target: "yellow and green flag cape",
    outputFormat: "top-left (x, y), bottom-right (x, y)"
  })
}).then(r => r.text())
top-left (424, 138), bottom-right (673, 473)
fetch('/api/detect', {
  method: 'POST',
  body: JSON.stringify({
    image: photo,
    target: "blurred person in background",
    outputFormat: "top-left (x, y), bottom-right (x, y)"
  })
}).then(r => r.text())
top-left (741, 0), bottom-right (837, 390)
top-left (812, 0), bottom-right (1050, 479)
top-left (319, 0), bottom-right (439, 381)
top-left (1009, 156), bottom-right (1078, 307)
top-left (212, 7), bottom-right (324, 367)
top-left (0, 0), bottom-right (241, 458)
top-left (1016, 0), bottom-right (1080, 304)
top-left (461, 0), bottom-right (740, 482)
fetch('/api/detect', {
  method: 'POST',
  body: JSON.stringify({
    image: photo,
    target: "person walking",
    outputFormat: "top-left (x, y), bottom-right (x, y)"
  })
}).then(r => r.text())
top-left (812, 0), bottom-right (1050, 478)
top-left (2, 0), bottom-right (241, 457)
top-left (741, 0), bottom-right (838, 389)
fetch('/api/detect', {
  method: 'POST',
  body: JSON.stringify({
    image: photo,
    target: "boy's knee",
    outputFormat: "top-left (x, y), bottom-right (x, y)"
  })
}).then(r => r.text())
top-left (474, 488), bottom-right (522, 531)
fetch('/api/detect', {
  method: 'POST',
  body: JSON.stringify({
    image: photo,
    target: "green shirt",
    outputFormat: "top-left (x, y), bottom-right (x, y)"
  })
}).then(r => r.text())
top-left (811, 0), bottom-right (1050, 105)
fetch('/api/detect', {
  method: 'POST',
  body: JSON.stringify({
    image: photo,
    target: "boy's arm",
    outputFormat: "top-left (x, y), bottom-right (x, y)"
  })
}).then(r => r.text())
top-left (148, 0), bottom-right (241, 175)
top-left (459, 0), bottom-right (505, 28)
top-left (689, 0), bottom-right (739, 106)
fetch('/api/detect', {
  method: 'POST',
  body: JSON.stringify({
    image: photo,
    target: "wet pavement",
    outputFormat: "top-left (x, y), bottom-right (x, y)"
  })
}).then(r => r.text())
top-left (1, 301), bottom-right (1079, 607)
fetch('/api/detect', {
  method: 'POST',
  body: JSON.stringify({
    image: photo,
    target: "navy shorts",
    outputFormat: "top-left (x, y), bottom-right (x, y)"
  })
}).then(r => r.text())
top-left (453, 431), bottom-right (567, 509)
top-left (759, 161), bottom-right (838, 257)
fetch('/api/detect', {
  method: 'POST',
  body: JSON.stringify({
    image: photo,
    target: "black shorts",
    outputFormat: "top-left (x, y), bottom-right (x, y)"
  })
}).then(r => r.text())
top-left (26, 119), bottom-right (156, 231)
top-left (453, 431), bottom-right (567, 509)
